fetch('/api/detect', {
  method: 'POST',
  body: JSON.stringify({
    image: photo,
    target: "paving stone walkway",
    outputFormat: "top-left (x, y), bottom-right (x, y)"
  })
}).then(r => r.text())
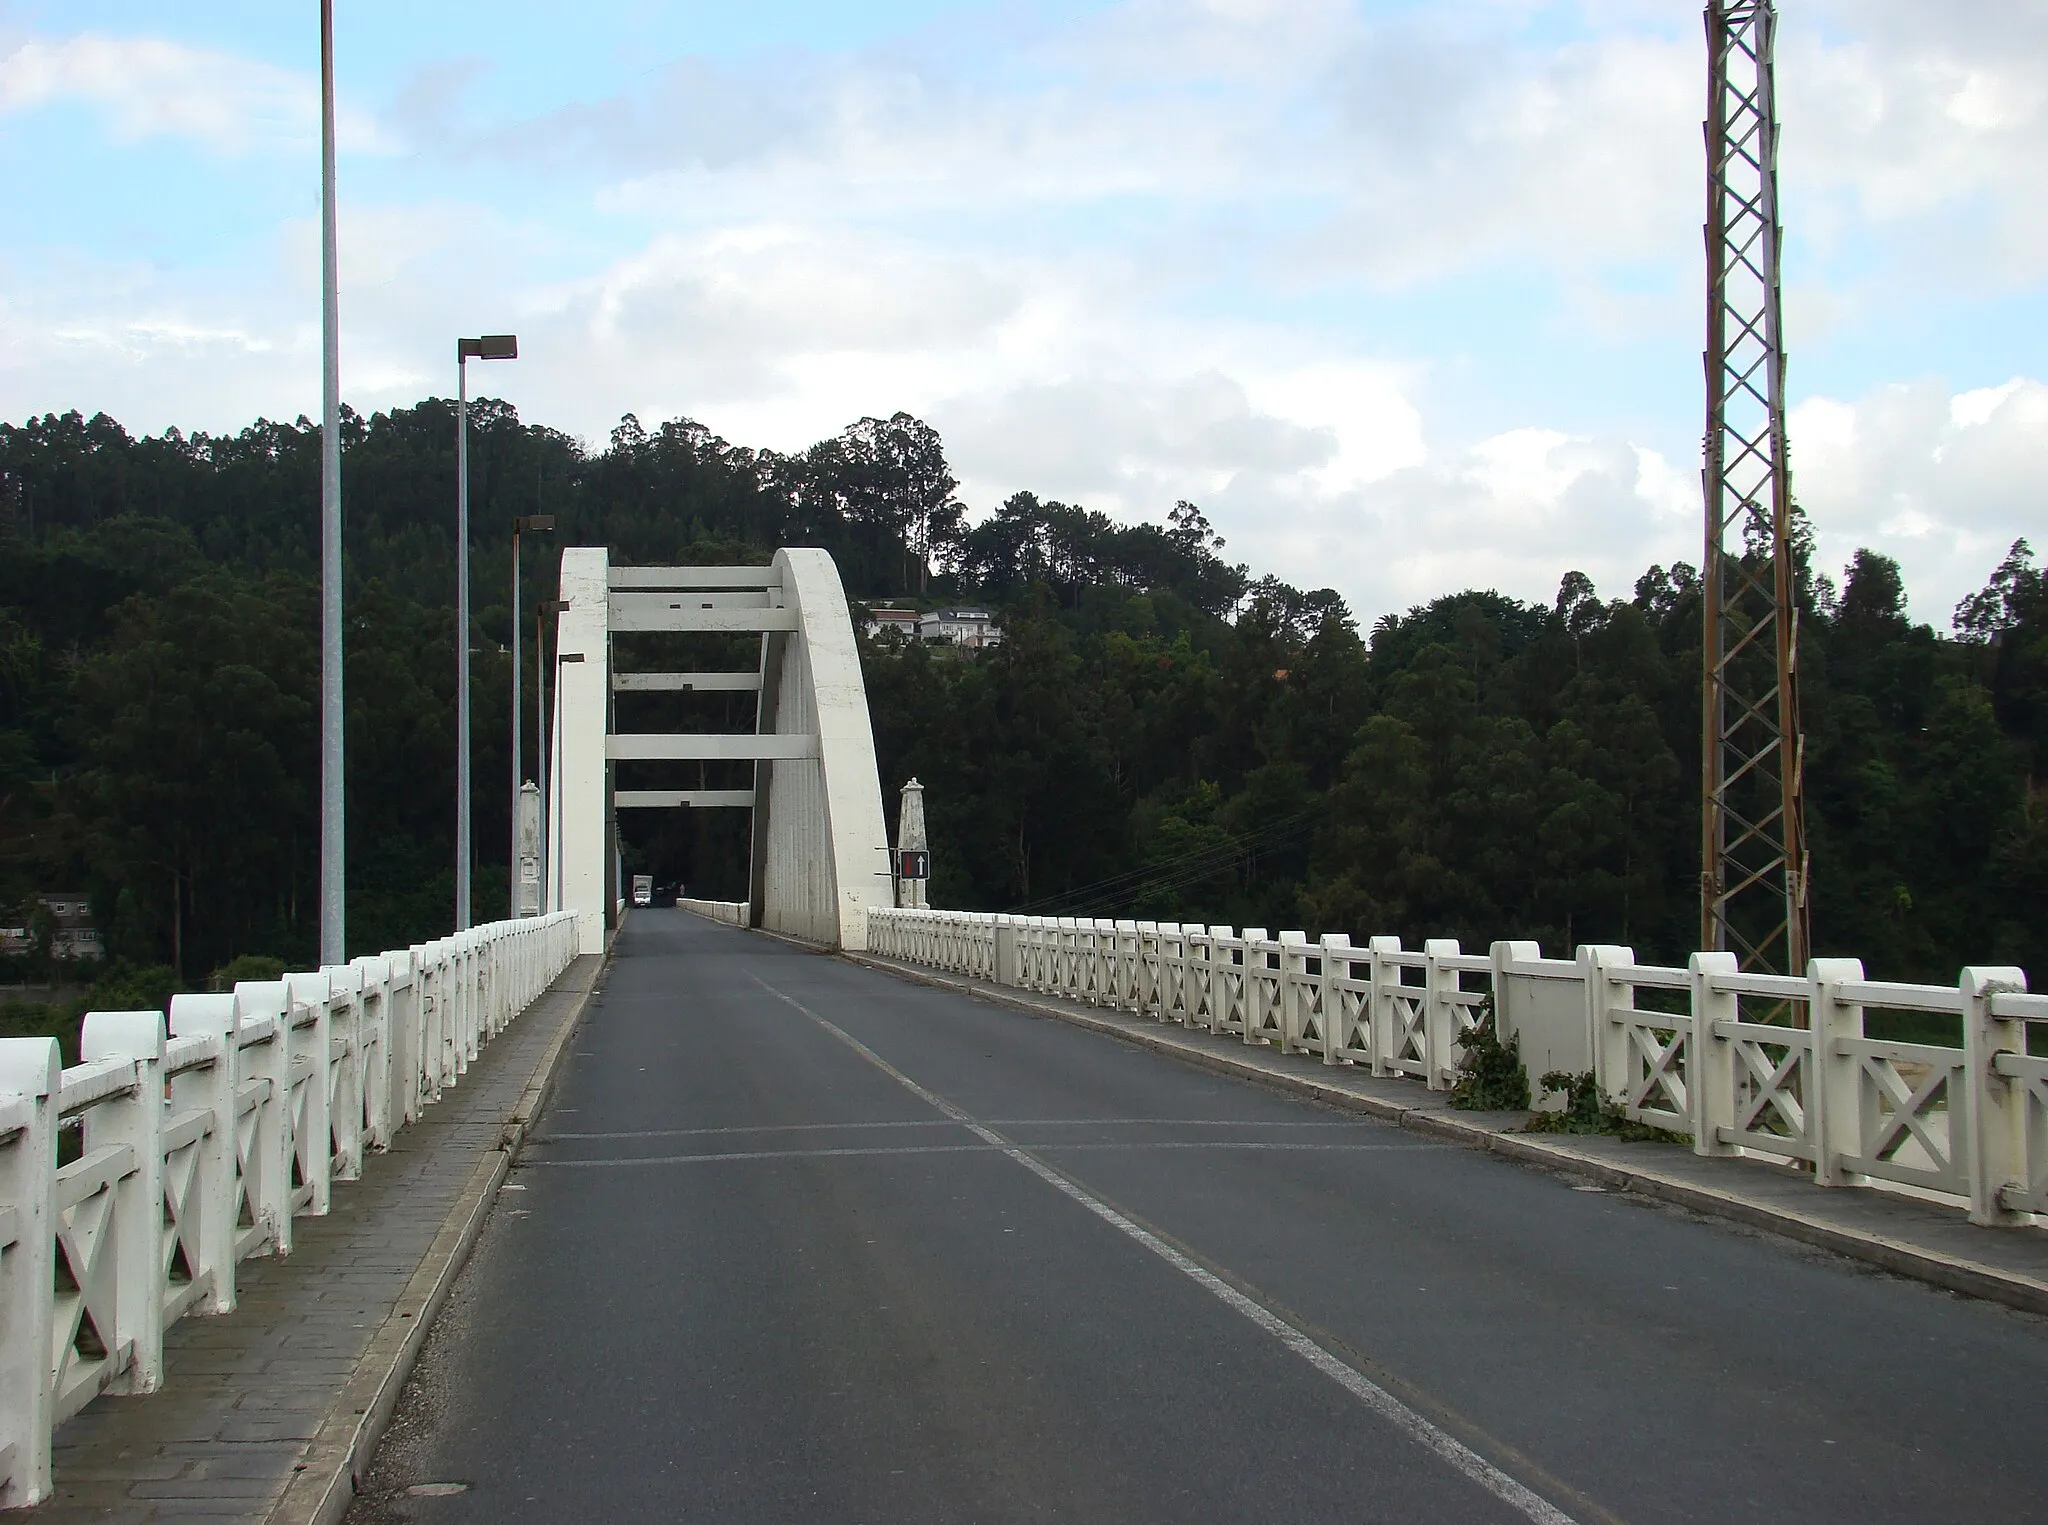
top-left (25, 956), bottom-right (601, 1525)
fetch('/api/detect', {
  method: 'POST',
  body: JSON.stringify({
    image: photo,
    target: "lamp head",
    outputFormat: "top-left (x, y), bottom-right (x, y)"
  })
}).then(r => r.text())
top-left (457, 334), bottom-right (519, 362)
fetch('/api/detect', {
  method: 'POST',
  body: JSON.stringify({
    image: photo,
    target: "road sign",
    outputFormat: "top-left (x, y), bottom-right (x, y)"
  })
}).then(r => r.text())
top-left (897, 850), bottom-right (930, 880)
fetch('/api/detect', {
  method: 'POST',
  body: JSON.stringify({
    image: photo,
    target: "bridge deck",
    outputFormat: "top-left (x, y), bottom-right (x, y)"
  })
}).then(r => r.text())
top-left (351, 912), bottom-right (2048, 1524)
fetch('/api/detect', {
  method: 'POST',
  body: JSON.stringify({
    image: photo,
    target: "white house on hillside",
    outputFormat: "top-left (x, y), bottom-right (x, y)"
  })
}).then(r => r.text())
top-left (861, 607), bottom-right (921, 640)
top-left (917, 609), bottom-right (1003, 648)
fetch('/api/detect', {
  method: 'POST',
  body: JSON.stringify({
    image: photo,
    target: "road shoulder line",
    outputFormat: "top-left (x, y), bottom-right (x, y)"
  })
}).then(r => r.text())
top-left (845, 951), bottom-right (2048, 1319)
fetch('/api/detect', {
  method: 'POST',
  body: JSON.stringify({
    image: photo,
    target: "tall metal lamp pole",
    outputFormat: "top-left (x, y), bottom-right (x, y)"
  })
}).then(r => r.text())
top-left (318, 0), bottom-right (345, 966)
top-left (510, 514), bottom-right (554, 917)
top-left (455, 333), bottom-right (517, 932)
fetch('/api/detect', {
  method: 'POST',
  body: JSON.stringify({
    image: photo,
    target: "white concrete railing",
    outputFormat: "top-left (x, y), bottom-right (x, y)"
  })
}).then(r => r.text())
top-left (868, 908), bottom-right (2044, 1233)
top-left (0, 912), bottom-right (580, 1507)
top-left (677, 898), bottom-right (749, 927)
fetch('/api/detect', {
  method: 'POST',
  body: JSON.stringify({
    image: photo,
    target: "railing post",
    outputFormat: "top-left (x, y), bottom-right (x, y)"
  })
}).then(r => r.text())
top-left (79, 1010), bottom-right (168, 1395)
top-left (231, 981), bottom-right (294, 1253)
top-left (464, 933), bottom-right (483, 1063)
top-left (1809, 957), bottom-right (1865, 1187)
top-left (1182, 926), bottom-right (1209, 1030)
top-left (1115, 920), bottom-right (1140, 1011)
top-left (1318, 934), bottom-right (1351, 1065)
top-left (283, 973), bottom-right (333, 1214)
top-left (1238, 929), bottom-right (1266, 1045)
top-left (1962, 965), bottom-right (2030, 1225)
top-left (1367, 936), bottom-right (1401, 1076)
top-left (994, 916), bottom-right (1020, 988)
top-left (420, 942), bottom-right (447, 1103)
top-left (321, 965), bottom-right (363, 1182)
top-left (1577, 945), bottom-right (1634, 1104)
top-left (1164, 923), bottom-right (1186, 1021)
top-left (167, 995), bottom-right (239, 1316)
top-left (1688, 953), bottom-right (1738, 1156)
top-left (392, 951), bottom-right (422, 1126)
top-left (0, 1037), bottom-right (59, 1507)
top-left (1276, 931), bottom-right (1308, 1054)
top-left (1422, 939), bottom-right (1460, 1089)
top-left (354, 957), bottom-right (394, 1151)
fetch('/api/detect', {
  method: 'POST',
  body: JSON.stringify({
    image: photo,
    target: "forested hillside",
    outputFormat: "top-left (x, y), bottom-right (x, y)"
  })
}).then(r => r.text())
top-left (0, 401), bottom-right (2041, 1007)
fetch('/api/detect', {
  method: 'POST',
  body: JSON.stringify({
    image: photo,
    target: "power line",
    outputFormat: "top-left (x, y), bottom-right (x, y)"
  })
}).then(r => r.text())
top-left (1006, 808), bottom-right (1318, 919)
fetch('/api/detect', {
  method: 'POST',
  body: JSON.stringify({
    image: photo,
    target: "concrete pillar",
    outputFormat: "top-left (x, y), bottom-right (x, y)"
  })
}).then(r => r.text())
top-left (555, 547), bottom-right (612, 954)
top-left (516, 781), bottom-right (541, 916)
top-left (896, 776), bottom-right (929, 909)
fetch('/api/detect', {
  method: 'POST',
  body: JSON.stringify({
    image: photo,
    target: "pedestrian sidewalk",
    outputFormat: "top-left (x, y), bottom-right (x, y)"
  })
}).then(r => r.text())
top-left (21, 955), bottom-right (603, 1525)
top-left (850, 951), bottom-right (2048, 1318)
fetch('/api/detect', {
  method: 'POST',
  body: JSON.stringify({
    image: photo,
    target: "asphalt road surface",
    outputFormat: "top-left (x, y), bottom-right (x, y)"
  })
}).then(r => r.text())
top-left (348, 910), bottom-right (2048, 1524)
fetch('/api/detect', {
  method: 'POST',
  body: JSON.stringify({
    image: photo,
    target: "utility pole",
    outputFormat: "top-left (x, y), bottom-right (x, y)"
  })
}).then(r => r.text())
top-left (318, 0), bottom-right (345, 967)
top-left (1701, 0), bottom-right (1808, 974)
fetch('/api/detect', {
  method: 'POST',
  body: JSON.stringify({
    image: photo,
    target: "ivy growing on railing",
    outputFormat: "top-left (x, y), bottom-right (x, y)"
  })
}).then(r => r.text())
top-left (1525, 1070), bottom-right (1687, 1144)
top-left (1447, 995), bottom-right (1529, 1112)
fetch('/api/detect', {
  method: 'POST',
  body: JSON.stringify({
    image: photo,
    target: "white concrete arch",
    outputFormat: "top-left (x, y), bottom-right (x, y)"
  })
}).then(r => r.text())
top-left (547, 546), bottom-right (889, 952)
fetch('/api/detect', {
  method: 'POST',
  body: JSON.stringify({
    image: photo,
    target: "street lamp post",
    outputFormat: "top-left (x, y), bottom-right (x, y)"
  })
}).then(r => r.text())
top-left (510, 514), bottom-right (555, 917)
top-left (537, 599), bottom-right (570, 916)
top-left (553, 648), bottom-right (585, 913)
top-left (318, 0), bottom-right (344, 966)
top-left (455, 333), bottom-right (517, 932)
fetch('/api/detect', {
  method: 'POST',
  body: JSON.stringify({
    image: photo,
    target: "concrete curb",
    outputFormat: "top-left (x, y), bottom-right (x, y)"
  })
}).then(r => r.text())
top-left (846, 953), bottom-right (2048, 1320)
top-left (268, 952), bottom-right (609, 1525)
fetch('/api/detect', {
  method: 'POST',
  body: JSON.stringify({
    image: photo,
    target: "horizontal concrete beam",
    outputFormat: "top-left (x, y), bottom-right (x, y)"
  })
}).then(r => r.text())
top-left (606, 732), bottom-right (819, 761)
top-left (609, 594), bottom-right (799, 634)
top-left (614, 790), bottom-right (756, 809)
top-left (608, 566), bottom-right (781, 590)
top-left (613, 672), bottom-right (763, 692)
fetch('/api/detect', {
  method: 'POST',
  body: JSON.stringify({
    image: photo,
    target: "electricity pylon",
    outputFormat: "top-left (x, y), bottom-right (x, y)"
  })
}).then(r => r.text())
top-left (1701, 0), bottom-right (1809, 974)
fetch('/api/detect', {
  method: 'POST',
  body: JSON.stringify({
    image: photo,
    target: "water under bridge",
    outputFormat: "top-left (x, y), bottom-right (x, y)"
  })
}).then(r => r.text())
top-left (4, 547), bottom-right (2048, 1524)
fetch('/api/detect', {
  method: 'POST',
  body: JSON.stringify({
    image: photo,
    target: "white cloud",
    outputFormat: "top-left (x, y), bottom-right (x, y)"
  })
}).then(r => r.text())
top-left (0, 33), bottom-right (390, 153)
top-left (1, 2), bottom-right (2044, 642)
top-left (1219, 427), bottom-right (1694, 617)
top-left (1792, 376), bottom-right (2048, 626)
top-left (1784, 5), bottom-right (2048, 282)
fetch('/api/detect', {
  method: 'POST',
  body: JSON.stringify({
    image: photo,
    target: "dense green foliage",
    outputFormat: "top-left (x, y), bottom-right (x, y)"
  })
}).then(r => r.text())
top-left (873, 521), bottom-right (2046, 985)
top-left (0, 400), bottom-right (2041, 1003)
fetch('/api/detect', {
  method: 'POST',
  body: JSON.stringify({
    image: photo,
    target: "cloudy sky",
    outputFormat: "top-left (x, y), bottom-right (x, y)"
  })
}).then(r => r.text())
top-left (1, 0), bottom-right (2043, 626)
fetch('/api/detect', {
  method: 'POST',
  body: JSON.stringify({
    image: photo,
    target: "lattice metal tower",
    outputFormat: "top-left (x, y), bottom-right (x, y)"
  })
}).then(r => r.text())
top-left (1701, 0), bottom-right (1808, 973)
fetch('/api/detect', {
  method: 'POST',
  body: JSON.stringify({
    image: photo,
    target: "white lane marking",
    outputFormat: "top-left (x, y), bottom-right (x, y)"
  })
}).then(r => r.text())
top-left (543, 1117), bottom-right (1372, 1142)
top-left (534, 1143), bottom-right (997, 1166)
top-left (750, 973), bottom-right (1579, 1525)
top-left (526, 1140), bottom-right (1439, 1168)
top-left (544, 1119), bottom-right (960, 1141)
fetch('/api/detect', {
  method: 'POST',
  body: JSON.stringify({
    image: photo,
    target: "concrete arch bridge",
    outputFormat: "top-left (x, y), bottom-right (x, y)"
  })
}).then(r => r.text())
top-left (546, 545), bottom-right (891, 952)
